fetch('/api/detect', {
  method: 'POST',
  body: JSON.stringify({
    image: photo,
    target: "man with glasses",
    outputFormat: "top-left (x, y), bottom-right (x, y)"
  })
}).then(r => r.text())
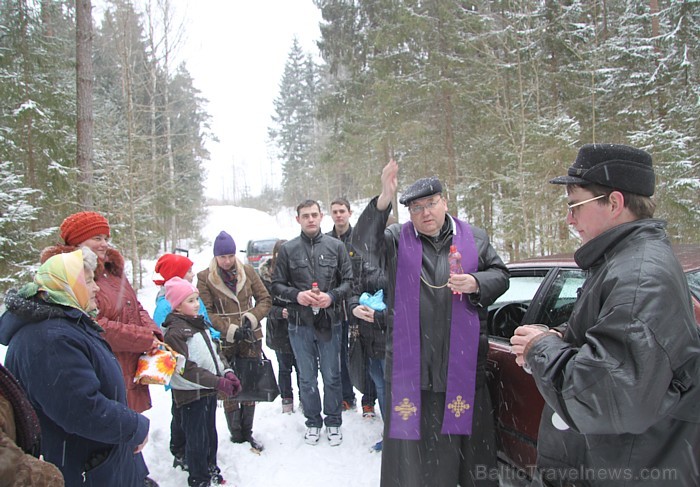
top-left (511, 143), bottom-right (700, 486)
top-left (352, 161), bottom-right (509, 487)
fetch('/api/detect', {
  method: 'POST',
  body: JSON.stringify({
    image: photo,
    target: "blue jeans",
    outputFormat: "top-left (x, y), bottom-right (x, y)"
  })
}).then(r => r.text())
top-left (368, 357), bottom-right (386, 419)
top-left (275, 350), bottom-right (298, 400)
top-left (288, 321), bottom-right (343, 428)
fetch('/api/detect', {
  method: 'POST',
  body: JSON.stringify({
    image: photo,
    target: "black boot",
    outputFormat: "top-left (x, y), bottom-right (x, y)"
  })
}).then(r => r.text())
top-left (241, 404), bottom-right (264, 451)
top-left (225, 408), bottom-right (244, 443)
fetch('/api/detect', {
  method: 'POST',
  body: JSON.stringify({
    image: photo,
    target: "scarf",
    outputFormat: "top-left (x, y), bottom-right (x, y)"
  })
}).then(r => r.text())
top-left (390, 218), bottom-right (479, 439)
top-left (218, 266), bottom-right (238, 295)
top-left (20, 249), bottom-right (91, 314)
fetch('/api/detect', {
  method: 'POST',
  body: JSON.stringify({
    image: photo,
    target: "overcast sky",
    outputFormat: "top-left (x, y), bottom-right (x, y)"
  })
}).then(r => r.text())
top-left (177, 0), bottom-right (323, 199)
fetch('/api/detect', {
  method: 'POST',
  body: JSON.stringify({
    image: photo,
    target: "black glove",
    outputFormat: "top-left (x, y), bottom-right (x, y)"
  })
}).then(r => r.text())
top-left (234, 325), bottom-right (254, 342)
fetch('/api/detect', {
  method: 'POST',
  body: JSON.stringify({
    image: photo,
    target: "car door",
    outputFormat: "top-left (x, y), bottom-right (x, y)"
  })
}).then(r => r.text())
top-left (487, 265), bottom-right (585, 476)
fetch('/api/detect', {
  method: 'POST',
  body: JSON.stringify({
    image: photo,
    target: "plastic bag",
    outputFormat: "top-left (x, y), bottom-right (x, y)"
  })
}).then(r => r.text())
top-left (134, 341), bottom-right (185, 385)
top-left (359, 289), bottom-right (387, 311)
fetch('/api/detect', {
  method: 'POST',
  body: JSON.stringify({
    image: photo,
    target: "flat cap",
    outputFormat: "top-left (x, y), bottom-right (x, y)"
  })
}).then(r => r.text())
top-left (550, 143), bottom-right (655, 196)
top-left (399, 176), bottom-right (443, 205)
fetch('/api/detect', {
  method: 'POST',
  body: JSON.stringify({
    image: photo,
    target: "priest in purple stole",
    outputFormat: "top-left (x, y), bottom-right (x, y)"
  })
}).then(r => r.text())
top-left (352, 160), bottom-right (509, 487)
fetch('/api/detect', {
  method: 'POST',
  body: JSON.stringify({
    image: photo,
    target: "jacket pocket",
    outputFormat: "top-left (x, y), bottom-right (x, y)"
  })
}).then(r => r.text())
top-left (82, 446), bottom-right (147, 487)
top-left (289, 258), bottom-right (310, 285)
top-left (318, 255), bottom-right (338, 286)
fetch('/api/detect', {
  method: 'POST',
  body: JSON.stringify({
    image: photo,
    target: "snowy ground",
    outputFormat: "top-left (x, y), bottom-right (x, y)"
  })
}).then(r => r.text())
top-left (0, 204), bottom-right (385, 487)
top-left (138, 205), bottom-right (384, 486)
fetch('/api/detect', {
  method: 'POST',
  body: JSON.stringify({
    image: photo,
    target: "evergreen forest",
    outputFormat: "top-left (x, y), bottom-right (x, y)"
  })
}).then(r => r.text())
top-left (1, 0), bottom-right (699, 291)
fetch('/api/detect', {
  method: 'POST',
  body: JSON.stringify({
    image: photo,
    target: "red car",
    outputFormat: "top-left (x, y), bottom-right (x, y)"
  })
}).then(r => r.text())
top-left (486, 244), bottom-right (700, 481)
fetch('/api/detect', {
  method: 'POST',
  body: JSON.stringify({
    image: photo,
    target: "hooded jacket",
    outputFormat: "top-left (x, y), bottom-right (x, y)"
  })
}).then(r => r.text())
top-left (0, 291), bottom-right (149, 487)
top-left (40, 245), bottom-right (163, 414)
top-left (525, 219), bottom-right (700, 486)
top-left (196, 257), bottom-right (271, 359)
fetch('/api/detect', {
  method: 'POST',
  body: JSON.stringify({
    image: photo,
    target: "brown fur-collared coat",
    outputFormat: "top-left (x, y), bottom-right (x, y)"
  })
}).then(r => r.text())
top-left (196, 257), bottom-right (271, 360)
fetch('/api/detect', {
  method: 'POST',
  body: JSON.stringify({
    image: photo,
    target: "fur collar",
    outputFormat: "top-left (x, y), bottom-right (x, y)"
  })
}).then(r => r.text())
top-left (206, 257), bottom-right (247, 301)
top-left (40, 245), bottom-right (125, 277)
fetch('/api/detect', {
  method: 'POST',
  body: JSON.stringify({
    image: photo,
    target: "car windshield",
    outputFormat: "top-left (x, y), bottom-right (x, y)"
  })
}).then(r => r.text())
top-left (493, 275), bottom-right (545, 306)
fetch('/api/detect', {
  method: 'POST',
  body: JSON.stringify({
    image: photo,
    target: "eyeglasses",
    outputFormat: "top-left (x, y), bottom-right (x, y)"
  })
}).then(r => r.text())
top-left (408, 198), bottom-right (442, 215)
top-left (567, 194), bottom-right (605, 216)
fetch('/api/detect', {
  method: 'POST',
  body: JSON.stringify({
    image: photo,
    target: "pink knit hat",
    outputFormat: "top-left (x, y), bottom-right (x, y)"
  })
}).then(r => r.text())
top-left (164, 277), bottom-right (198, 310)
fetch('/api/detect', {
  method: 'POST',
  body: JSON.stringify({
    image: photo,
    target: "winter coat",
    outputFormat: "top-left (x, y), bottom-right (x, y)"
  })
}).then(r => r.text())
top-left (0, 365), bottom-right (64, 487)
top-left (196, 257), bottom-right (271, 360)
top-left (259, 258), bottom-right (293, 354)
top-left (271, 230), bottom-right (354, 336)
top-left (163, 313), bottom-right (228, 407)
top-left (347, 261), bottom-right (388, 359)
top-left (0, 291), bottom-right (149, 487)
top-left (40, 245), bottom-right (163, 413)
top-left (351, 197), bottom-right (510, 391)
top-left (525, 219), bottom-right (700, 487)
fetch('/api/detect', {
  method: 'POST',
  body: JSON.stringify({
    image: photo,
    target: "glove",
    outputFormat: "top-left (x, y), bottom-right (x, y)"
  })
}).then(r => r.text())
top-left (224, 370), bottom-right (242, 395)
top-left (216, 376), bottom-right (241, 398)
top-left (233, 324), bottom-right (254, 343)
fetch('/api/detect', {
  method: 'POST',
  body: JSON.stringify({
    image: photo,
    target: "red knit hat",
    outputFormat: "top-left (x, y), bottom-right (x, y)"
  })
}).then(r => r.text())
top-left (153, 254), bottom-right (194, 286)
top-left (164, 277), bottom-right (198, 310)
top-left (60, 212), bottom-right (111, 246)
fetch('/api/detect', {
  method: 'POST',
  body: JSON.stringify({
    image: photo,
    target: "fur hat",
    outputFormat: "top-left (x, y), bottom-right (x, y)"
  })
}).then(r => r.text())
top-left (60, 212), bottom-right (111, 246)
top-left (550, 143), bottom-right (655, 196)
top-left (213, 231), bottom-right (236, 256)
top-left (164, 276), bottom-right (198, 310)
top-left (153, 254), bottom-right (194, 286)
top-left (399, 176), bottom-right (443, 205)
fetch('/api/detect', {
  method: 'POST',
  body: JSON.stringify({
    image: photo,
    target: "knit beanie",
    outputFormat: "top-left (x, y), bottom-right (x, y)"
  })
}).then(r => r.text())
top-left (213, 231), bottom-right (236, 256)
top-left (164, 276), bottom-right (198, 310)
top-left (153, 254), bottom-right (194, 286)
top-left (60, 211), bottom-right (111, 246)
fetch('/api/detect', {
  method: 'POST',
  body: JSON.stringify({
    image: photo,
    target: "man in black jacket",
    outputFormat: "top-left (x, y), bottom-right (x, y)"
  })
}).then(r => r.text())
top-left (352, 161), bottom-right (509, 487)
top-left (271, 199), bottom-right (353, 447)
top-left (327, 197), bottom-right (378, 416)
top-left (511, 143), bottom-right (700, 486)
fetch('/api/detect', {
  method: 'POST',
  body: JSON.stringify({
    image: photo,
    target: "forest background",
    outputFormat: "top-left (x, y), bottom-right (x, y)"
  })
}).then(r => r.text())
top-left (1, 0), bottom-right (698, 292)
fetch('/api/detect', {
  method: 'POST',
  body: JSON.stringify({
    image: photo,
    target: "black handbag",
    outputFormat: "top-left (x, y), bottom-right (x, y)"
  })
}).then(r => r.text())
top-left (231, 352), bottom-right (280, 402)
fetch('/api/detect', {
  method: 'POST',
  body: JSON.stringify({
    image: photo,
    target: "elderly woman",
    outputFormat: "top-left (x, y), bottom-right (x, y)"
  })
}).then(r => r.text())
top-left (45, 211), bottom-right (163, 413)
top-left (197, 231), bottom-right (272, 451)
top-left (0, 248), bottom-right (151, 487)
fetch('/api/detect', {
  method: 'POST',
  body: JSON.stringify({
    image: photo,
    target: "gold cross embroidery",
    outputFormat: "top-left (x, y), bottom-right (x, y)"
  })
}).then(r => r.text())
top-left (447, 395), bottom-right (471, 418)
top-left (394, 397), bottom-right (417, 421)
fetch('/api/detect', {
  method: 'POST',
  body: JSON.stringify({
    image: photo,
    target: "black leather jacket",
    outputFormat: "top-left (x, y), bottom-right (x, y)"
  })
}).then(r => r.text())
top-left (271, 230), bottom-right (353, 327)
top-left (527, 219), bottom-right (700, 486)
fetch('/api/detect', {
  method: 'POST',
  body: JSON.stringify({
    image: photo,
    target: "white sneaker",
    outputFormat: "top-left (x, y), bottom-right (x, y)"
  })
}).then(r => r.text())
top-left (304, 427), bottom-right (321, 445)
top-left (326, 426), bottom-right (342, 446)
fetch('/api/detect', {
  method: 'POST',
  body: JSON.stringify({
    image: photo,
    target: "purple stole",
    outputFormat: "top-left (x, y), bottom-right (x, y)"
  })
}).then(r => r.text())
top-left (389, 218), bottom-right (479, 440)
